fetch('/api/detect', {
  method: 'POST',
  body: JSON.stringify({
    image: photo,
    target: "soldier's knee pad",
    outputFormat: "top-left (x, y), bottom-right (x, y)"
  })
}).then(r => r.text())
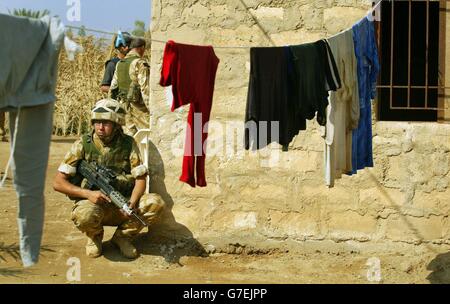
top-left (71, 201), bottom-right (104, 231)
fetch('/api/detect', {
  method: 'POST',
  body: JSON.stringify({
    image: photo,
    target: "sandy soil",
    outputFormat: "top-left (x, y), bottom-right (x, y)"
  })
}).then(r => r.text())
top-left (1, 138), bottom-right (449, 284)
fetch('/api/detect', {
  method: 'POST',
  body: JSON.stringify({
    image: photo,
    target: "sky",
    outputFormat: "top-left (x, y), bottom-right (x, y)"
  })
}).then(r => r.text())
top-left (0, 0), bottom-right (151, 38)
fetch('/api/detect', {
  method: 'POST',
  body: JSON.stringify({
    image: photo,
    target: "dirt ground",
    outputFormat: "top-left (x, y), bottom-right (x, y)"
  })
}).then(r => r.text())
top-left (1, 137), bottom-right (449, 284)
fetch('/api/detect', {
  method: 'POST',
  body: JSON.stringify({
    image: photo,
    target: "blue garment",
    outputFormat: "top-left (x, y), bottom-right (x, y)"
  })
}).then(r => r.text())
top-left (350, 16), bottom-right (380, 175)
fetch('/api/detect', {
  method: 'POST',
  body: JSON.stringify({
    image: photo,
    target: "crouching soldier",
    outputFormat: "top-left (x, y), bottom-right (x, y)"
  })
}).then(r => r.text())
top-left (53, 98), bottom-right (165, 259)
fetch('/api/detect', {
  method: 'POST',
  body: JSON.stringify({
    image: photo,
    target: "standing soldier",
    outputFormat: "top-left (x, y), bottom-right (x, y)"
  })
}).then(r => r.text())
top-left (53, 98), bottom-right (166, 259)
top-left (110, 37), bottom-right (150, 136)
top-left (100, 32), bottom-right (132, 93)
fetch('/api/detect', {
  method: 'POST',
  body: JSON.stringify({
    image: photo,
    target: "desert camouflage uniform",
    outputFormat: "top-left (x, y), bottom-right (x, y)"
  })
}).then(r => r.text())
top-left (58, 130), bottom-right (165, 246)
top-left (109, 49), bottom-right (150, 136)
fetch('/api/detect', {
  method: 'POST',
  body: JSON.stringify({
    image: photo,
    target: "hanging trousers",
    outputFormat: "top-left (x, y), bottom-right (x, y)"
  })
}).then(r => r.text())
top-left (8, 102), bottom-right (54, 267)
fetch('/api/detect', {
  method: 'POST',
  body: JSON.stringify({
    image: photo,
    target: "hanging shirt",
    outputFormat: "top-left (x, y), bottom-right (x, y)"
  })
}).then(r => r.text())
top-left (349, 16), bottom-right (380, 175)
top-left (245, 46), bottom-right (304, 151)
top-left (289, 40), bottom-right (341, 128)
top-left (324, 29), bottom-right (360, 187)
top-left (159, 40), bottom-right (219, 187)
top-left (0, 14), bottom-right (64, 109)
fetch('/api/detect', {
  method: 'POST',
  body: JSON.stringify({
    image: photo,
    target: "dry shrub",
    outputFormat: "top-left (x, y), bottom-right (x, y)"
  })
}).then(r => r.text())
top-left (54, 34), bottom-right (152, 136)
top-left (54, 36), bottom-right (110, 136)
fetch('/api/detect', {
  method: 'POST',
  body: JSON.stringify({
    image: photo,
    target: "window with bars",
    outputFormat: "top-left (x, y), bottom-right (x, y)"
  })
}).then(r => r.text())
top-left (375, 0), bottom-right (448, 122)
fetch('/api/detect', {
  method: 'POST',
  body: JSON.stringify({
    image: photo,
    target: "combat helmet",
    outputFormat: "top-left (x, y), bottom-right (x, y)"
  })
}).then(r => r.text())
top-left (91, 98), bottom-right (126, 126)
top-left (115, 31), bottom-right (132, 49)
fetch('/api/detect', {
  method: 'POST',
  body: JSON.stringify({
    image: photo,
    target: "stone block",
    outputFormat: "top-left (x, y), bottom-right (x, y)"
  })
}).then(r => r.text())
top-left (234, 212), bottom-right (258, 229)
top-left (409, 191), bottom-right (443, 217)
top-left (264, 209), bottom-right (321, 239)
top-left (385, 215), bottom-right (443, 242)
top-left (323, 7), bottom-right (367, 33)
top-left (327, 211), bottom-right (378, 241)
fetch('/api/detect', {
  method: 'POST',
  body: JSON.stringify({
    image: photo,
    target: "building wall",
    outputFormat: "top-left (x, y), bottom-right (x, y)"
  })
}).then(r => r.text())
top-left (147, 0), bottom-right (450, 253)
top-left (445, 0), bottom-right (450, 121)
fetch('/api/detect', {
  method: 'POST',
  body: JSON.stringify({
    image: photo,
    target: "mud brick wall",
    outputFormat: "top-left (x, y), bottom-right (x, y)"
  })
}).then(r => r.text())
top-left (146, 0), bottom-right (450, 253)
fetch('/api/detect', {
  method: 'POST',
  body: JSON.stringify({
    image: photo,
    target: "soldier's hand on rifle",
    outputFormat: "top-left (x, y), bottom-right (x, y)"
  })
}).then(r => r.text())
top-left (129, 200), bottom-right (138, 210)
top-left (119, 201), bottom-right (138, 218)
top-left (86, 190), bottom-right (111, 204)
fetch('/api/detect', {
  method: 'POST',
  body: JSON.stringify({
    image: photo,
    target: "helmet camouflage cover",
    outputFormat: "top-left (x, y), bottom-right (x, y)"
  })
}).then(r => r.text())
top-left (91, 98), bottom-right (126, 126)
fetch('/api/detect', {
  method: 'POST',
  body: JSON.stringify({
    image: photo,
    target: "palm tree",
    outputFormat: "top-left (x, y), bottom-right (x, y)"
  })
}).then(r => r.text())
top-left (77, 25), bottom-right (86, 37)
top-left (132, 20), bottom-right (146, 37)
top-left (8, 8), bottom-right (51, 19)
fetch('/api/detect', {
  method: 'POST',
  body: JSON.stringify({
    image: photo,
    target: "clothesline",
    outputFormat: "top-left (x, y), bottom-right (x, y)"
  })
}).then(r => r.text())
top-left (64, 1), bottom-right (381, 50)
top-left (65, 25), bottom-right (263, 49)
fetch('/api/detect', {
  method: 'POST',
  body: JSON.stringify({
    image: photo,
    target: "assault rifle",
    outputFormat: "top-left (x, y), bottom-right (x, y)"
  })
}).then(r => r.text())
top-left (78, 160), bottom-right (147, 226)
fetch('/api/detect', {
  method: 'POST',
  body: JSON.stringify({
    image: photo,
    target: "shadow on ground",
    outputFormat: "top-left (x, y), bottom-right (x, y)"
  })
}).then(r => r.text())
top-left (426, 252), bottom-right (450, 284)
top-left (0, 241), bottom-right (55, 277)
top-left (0, 241), bottom-right (56, 262)
top-left (103, 139), bottom-right (207, 264)
top-left (0, 267), bottom-right (29, 278)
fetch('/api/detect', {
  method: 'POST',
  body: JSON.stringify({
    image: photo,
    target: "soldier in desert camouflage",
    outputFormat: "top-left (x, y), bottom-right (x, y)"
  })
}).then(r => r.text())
top-left (109, 37), bottom-right (150, 136)
top-left (53, 99), bottom-right (165, 259)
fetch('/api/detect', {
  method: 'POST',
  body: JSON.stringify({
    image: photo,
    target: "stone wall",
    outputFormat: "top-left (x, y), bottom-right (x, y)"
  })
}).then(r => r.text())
top-left (445, 0), bottom-right (450, 121)
top-left (147, 0), bottom-right (450, 254)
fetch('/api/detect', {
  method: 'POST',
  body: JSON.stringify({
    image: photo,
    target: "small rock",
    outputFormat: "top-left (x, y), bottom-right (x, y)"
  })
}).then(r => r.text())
top-left (122, 272), bottom-right (131, 278)
top-left (400, 262), bottom-right (413, 273)
top-left (205, 244), bottom-right (216, 253)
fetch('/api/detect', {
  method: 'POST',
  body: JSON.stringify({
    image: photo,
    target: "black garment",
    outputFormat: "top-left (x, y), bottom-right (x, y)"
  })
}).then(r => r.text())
top-left (100, 57), bottom-right (120, 86)
top-left (244, 47), bottom-right (306, 151)
top-left (289, 40), bottom-right (341, 126)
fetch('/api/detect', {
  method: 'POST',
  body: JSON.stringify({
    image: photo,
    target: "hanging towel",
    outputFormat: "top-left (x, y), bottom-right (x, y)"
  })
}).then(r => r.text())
top-left (349, 16), bottom-right (380, 175)
top-left (324, 29), bottom-right (360, 187)
top-left (159, 40), bottom-right (219, 187)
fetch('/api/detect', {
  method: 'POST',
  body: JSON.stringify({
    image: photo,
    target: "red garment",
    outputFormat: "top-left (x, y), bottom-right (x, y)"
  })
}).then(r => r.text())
top-left (159, 40), bottom-right (219, 187)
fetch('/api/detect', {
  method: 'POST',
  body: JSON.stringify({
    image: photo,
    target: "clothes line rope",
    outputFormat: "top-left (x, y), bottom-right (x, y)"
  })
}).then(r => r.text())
top-left (65, 25), bottom-right (263, 49)
top-left (65, 2), bottom-right (381, 50)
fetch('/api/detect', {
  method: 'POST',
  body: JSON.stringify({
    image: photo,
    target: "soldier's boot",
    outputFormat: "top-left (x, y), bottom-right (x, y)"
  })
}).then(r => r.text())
top-left (111, 230), bottom-right (138, 259)
top-left (85, 231), bottom-right (103, 258)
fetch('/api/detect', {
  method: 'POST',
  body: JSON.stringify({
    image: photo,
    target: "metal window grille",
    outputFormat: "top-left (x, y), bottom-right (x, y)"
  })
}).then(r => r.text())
top-left (375, 0), bottom-right (449, 121)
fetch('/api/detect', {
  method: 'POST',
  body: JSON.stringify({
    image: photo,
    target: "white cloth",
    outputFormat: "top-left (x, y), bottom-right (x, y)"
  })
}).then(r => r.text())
top-left (324, 29), bottom-right (360, 187)
top-left (64, 36), bottom-right (83, 61)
